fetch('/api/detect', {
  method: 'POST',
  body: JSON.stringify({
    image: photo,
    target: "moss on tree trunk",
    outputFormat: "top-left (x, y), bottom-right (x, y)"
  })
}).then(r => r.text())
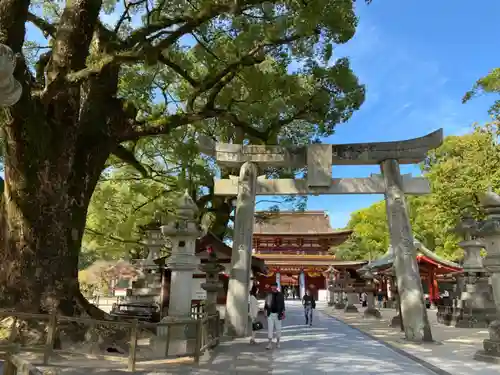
top-left (0, 122), bottom-right (111, 315)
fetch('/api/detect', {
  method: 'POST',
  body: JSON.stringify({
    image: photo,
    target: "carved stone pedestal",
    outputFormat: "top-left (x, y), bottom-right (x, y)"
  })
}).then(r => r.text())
top-left (334, 301), bottom-right (346, 309)
top-left (344, 293), bottom-right (358, 313)
top-left (360, 271), bottom-right (380, 319)
top-left (364, 307), bottom-right (382, 319)
top-left (390, 314), bottom-right (402, 328)
top-left (455, 277), bottom-right (496, 328)
top-left (152, 316), bottom-right (197, 357)
top-left (474, 321), bottom-right (500, 363)
top-left (364, 292), bottom-right (381, 319)
top-left (452, 224), bottom-right (495, 328)
top-left (327, 266), bottom-right (336, 307)
top-left (200, 249), bottom-right (224, 344)
top-left (473, 189), bottom-right (500, 363)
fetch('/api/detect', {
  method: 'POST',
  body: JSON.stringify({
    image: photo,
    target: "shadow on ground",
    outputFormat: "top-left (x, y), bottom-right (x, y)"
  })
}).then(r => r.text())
top-left (324, 306), bottom-right (500, 375)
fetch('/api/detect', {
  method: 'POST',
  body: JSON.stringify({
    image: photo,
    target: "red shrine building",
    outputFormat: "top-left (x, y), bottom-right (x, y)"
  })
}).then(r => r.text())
top-left (252, 211), bottom-right (362, 300)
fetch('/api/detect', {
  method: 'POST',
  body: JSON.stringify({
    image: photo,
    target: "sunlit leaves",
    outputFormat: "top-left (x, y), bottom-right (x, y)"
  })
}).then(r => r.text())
top-left (335, 201), bottom-right (389, 261)
top-left (464, 68), bottom-right (500, 119)
top-left (23, 0), bottom-right (369, 263)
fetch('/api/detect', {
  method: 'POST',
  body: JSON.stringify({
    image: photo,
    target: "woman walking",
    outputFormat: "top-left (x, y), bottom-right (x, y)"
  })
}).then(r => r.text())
top-left (264, 283), bottom-right (286, 349)
top-left (249, 286), bottom-right (260, 344)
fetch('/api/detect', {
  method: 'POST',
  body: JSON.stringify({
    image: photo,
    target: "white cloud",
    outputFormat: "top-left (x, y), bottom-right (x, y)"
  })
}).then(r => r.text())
top-left (332, 19), bottom-right (479, 141)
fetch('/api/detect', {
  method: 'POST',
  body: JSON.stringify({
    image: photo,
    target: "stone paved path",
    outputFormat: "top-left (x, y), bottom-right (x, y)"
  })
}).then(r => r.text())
top-left (20, 301), bottom-right (441, 375)
top-left (187, 300), bottom-right (439, 375)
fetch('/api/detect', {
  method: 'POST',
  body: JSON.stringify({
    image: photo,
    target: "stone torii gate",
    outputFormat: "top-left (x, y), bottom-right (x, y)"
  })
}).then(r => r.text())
top-left (201, 129), bottom-right (443, 342)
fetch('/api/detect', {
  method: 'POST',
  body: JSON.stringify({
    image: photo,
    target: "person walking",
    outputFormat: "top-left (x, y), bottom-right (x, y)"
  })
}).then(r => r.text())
top-left (361, 291), bottom-right (368, 307)
top-left (377, 289), bottom-right (384, 309)
top-left (264, 283), bottom-right (285, 349)
top-left (249, 286), bottom-right (260, 344)
top-left (302, 289), bottom-right (316, 326)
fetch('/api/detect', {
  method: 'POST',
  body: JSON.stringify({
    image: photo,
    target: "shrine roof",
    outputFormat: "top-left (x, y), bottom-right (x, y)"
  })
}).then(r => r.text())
top-left (256, 254), bottom-right (366, 267)
top-left (153, 231), bottom-right (267, 274)
top-left (256, 254), bottom-right (336, 260)
top-left (254, 211), bottom-right (352, 237)
top-left (198, 232), bottom-right (267, 274)
top-left (360, 239), bottom-right (462, 275)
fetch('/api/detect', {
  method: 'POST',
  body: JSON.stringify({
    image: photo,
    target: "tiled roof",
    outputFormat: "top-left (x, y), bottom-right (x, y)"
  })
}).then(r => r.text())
top-left (254, 211), bottom-right (337, 234)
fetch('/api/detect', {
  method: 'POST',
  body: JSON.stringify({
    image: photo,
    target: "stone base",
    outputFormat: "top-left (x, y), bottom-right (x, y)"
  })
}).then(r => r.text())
top-left (363, 308), bottom-right (381, 319)
top-left (455, 313), bottom-right (490, 329)
top-left (149, 336), bottom-right (196, 357)
top-left (390, 314), bottom-right (402, 328)
top-left (383, 300), bottom-right (394, 309)
top-left (437, 306), bottom-right (495, 328)
top-left (334, 302), bottom-right (346, 309)
top-left (436, 308), bottom-right (454, 326)
top-left (474, 349), bottom-right (500, 364)
top-left (344, 304), bottom-right (358, 313)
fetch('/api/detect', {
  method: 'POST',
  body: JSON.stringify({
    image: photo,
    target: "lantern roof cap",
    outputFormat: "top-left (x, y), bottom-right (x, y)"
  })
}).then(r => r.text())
top-left (177, 190), bottom-right (198, 218)
top-left (480, 187), bottom-right (500, 214)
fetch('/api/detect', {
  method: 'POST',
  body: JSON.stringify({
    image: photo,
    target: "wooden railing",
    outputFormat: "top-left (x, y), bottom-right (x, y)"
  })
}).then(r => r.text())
top-left (0, 309), bottom-right (220, 373)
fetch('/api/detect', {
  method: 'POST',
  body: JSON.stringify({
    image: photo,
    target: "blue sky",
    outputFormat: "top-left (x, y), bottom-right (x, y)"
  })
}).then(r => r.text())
top-left (300, 0), bottom-right (499, 228)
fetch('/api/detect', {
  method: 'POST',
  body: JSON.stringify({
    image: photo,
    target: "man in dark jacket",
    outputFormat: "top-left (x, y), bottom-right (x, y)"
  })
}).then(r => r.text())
top-left (264, 283), bottom-right (285, 349)
top-left (302, 289), bottom-right (316, 326)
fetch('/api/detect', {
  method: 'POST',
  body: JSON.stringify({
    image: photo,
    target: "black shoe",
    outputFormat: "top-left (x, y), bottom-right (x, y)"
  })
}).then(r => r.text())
top-left (305, 321), bottom-right (309, 325)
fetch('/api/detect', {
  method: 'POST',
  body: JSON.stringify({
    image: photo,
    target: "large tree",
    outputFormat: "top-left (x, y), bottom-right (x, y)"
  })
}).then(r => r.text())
top-left (0, 0), bottom-right (366, 314)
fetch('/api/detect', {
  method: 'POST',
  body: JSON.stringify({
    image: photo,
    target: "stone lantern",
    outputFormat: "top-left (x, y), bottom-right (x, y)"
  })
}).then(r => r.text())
top-left (454, 215), bottom-right (494, 328)
top-left (144, 226), bottom-right (163, 260)
top-left (475, 189), bottom-right (500, 363)
top-left (199, 247), bottom-right (224, 341)
top-left (130, 225), bottom-right (164, 304)
top-left (361, 269), bottom-right (381, 319)
top-left (326, 266), bottom-right (336, 307)
top-left (0, 44), bottom-right (22, 106)
top-left (157, 191), bottom-right (201, 354)
top-left (343, 272), bottom-right (359, 313)
top-left (161, 191), bottom-right (201, 319)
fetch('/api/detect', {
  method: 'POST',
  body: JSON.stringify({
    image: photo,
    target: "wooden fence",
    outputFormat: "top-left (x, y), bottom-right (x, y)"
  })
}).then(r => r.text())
top-left (0, 309), bottom-right (220, 374)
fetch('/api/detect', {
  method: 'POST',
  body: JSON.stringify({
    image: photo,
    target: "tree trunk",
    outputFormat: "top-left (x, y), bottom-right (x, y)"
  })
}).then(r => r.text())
top-left (210, 197), bottom-right (232, 240)
top-left (0, 124), bottom-right (111, 315)
top-left (0, 0), bottom-right (125, 319)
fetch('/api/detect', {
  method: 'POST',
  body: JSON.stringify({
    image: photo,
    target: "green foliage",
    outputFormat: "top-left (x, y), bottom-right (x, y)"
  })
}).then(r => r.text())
top-left (15, 0), bottom-right (371, 266)
top-left (338, 122), bottom-right (500, 261)
top-left (24, 0), bottom-right (366, 144)
top-left (335, 201), bottom-right (389, 261)
top-left (463, 68), bottom-right (500, 119)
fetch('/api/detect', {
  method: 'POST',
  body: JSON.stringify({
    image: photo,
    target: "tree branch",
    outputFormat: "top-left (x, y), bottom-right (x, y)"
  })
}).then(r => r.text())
top-left (188, 54), bottom-right (264, 110)
top-left (46, 0), bottom-right (103, 87)
top-left (0, 0), bottom-right (30, 52)
top-left (112, 144), bottom-right (150, 177)
top-left (27, 12), bottom-right (57, 38)
top-left (132, 189), bottom-right (171, 213)
top-left (189, 31), bottom-right (319, 111)
top-left (114, 0), bottom-right (147, 33)
top-left (158, 54), bottom-right (198, 87)
top-left (124, 0), bottom-right (266, 48)
top-left (196, 192), bottom-right (214, 209)
top-left (120, 109), bottom-right (220, 140)
top-left (85, 227), bottom-right (145, 246)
